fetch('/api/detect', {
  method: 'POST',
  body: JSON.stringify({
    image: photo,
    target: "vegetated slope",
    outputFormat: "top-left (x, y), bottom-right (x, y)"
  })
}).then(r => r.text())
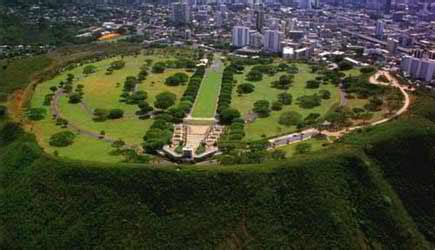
top-left (0, 55), bottom-right (52, 101)
top-left (342, 91), bottom-right (435, 244)
top-left (0, 120), bottom-right (430, 249)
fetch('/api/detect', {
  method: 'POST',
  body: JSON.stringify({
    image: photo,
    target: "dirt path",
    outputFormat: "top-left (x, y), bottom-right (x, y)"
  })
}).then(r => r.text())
top-left (270, 71), bottom-right (412, 147)
top-left (323, 70), bottom-right (411, 138)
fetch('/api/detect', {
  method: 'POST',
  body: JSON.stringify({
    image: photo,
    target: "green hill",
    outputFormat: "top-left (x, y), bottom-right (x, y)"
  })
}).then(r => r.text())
top-left (0, 53), bottom-right (434, 248)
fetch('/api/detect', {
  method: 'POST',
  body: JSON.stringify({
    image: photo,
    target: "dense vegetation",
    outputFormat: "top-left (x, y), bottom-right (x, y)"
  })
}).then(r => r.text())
top-left (0, 55), bottom-right (52, 101)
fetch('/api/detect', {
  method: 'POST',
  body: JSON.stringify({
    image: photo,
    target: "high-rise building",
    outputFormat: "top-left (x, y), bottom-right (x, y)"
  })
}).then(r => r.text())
top-left (171, 2), bottom-right (191, 25)
top-left (249, 30), bottom-right (263, 49)
top-left (255, 8), bottom-right (265, 32)
top-left (299, 0), bottom-right (312, 10)
top-left (387, 38), bottom-right (399, 54)
top-left (375, 20), bottom-right (385, 40)
top-left (385, 0), bottom-right (392, 13)
top-left (263, 29), bottom-right (283, 53)
top-left (401, 56), bottom-right (435, 82)
top-left (232, 26), bottom-right (251, 48)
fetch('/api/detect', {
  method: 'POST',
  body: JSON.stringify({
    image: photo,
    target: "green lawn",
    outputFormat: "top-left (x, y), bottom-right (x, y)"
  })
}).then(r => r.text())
top-left (30, 53), bottom-right (191, 160)
top-left (232, 64), bottom-right (340, 141)
top-left (191, 56), bottom-right (224, 118)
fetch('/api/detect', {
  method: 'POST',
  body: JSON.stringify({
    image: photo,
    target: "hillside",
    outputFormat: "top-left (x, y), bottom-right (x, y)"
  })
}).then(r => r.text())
top-left (0, 54), bottom-right (434, 249)
top-left (1, 93), bottom-right (434, 248)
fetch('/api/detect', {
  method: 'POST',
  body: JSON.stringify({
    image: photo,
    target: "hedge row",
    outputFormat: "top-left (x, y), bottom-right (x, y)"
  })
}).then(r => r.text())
top-left (181, 66), bottom-right (206, 110)
top-left (217, 65), bottom-right (236, 116)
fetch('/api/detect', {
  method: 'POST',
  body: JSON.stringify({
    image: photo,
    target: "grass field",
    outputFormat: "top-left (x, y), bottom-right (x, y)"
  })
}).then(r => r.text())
top-left (191, 56), bottom-right (223, 118)
top-left (30, 53), bottom-right (191, 161)
top-left (232, 64), bottom-right (340, 141)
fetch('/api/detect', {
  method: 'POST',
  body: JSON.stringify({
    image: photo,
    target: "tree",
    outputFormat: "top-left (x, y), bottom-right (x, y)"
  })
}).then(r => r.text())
top-left (305, 80), bottom-right (321, 89)
top-left (319, 90), bottom-right (331, 99)
top-left (137, 101), bottom-right (154, 117)
top-left (295, 143), bottom-right (312, 154)
top-left (338, 61), bottom-right (353, 71)
top-left (246, 70), bottom-right (263, 81)
top-left (272, 74), bottom-right (293, 89)
top-left (360, 66), bottom-right (376, 74)
top-left (279, 111), bottom-right (303, 127)
top-left (297, 94), bottom-right (322, 109)
top-left (83, 65), bottom-right (97, 75)
top-left (108, 109), bottom-right (124, 119)
top-left (278, 92), bottom-right (293, 105)
top-left (253, 100), bottom-right (271, 117)
top-left (154, 91), bottom-right (177, 110)
top-left (152, 62), bottom-right (166, 73)
top-left (68, 93), bottom-right (82, 104)
top-left (26, 108), bottom-right (47, 121)
top-left (93, 108), bottom-right (109, 121)
top-left (49, 131), bottom-right (76, 147)
top-left (165, 72), bottom-right (189, 86)
top-left (220, 108), bottom-right (241, 125)
top-left (237, 83), bottom-right (255, 94)
top-left (271, 101), bottom-right (283, 111)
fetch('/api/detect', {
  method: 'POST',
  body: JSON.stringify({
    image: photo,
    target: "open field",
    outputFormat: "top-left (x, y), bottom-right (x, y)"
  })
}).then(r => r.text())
top-left (191, 57), bottom-right (223, 118)
top-left (30, 53), bottom-right (192, 161)
top-left (232, 64), bottom-right (340, 141)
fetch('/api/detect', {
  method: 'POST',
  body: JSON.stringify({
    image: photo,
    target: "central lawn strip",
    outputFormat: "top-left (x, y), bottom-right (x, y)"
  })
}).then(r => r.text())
top-left (191, 58), bottom-right (224, 118)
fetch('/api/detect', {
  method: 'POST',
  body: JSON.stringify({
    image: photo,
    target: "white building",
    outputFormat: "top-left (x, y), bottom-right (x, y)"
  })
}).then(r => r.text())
top-left (263, 29), bottom-right (283, 53)
top-left (401, 56), bottom-right (435, 82)
top-left (232, 26), bottom-right (250, 48)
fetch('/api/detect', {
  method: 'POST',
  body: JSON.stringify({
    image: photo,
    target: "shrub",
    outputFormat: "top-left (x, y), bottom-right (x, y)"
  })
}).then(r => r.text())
top-left (237, 83), bottom-right (255, 94)
top-left (49, 131), bottom-right (76, 147)
top-left (108, 109), bottom-right (124, 119)
top-left (278, 93), bottom-right (292, 105)
top-left (279, 111), bottom-right (303, 127)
